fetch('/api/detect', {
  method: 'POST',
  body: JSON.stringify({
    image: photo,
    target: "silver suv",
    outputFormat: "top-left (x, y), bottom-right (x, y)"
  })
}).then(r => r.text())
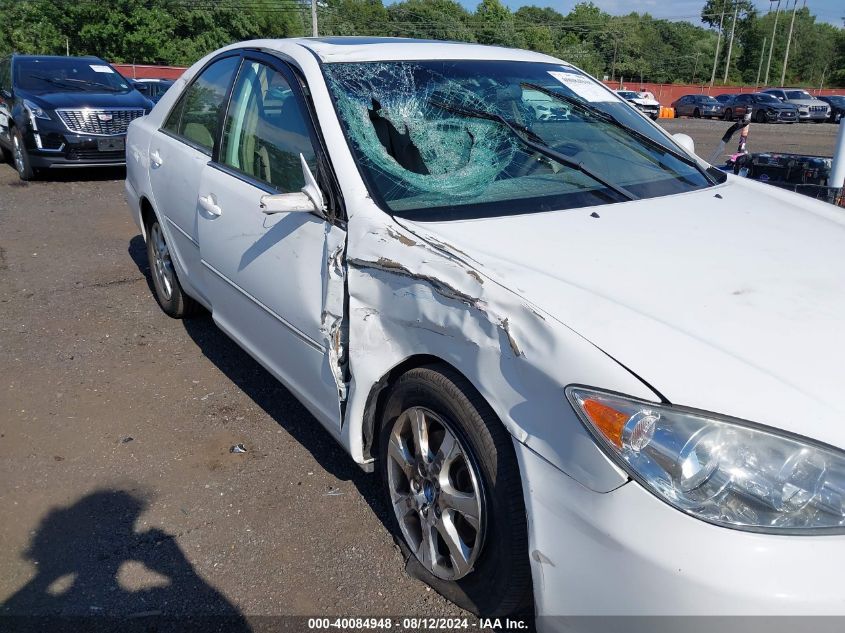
top-left (762, 88), bottom-right (830, 122)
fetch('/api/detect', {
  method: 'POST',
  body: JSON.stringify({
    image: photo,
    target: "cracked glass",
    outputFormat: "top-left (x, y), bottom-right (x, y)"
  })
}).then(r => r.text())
top-left (323, 60), bottom-right (712, 220)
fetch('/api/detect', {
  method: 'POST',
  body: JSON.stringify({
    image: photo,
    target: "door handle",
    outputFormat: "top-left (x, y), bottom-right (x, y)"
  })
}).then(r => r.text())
top-left (198, 194), bottom-right (222, 217)
top-left (150, 150), bottom-right (163, 168)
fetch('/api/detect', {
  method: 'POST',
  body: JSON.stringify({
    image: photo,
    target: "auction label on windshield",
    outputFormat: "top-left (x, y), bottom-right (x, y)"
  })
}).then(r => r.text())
top-left (90, 64), bottom-right (115, 73)
top-left (547, 71), bottom-right (615, 102)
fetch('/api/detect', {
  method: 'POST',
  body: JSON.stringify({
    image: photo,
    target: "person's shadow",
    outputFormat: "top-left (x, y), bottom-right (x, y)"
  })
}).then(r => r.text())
top-left (1, 489), bottom-right (251, 632)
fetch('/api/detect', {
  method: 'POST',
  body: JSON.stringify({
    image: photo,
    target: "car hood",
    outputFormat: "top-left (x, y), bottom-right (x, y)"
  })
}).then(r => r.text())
top-left (400, 177), bottom-right (845, 448)
top-left (631, 97), bottom-right (659, 106)
top-left (765, 102), bottom-right (798, 111)
top-left (20, 89), bottom-right (151, 111)
top-left (787, 98), bottom-right (826, 107)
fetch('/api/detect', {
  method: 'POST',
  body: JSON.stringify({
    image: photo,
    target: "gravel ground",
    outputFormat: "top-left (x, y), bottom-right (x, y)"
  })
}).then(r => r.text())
top-left (0, 167), bottom-right (468, 626)
top-left (658, 117), bottom-right (841, 163)
top-left (0, 118), bottom-right (841, 627)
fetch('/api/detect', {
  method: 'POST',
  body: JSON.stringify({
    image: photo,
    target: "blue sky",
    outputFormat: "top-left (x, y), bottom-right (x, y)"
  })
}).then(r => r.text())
top-left (460, 0), bottom-right (844, 27)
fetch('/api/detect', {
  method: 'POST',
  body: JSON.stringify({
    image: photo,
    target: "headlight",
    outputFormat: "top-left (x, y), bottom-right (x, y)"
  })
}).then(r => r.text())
top-left (567, 386), bottom-right (845, 533)
top-left (23, 99), bottom-right (51, 121)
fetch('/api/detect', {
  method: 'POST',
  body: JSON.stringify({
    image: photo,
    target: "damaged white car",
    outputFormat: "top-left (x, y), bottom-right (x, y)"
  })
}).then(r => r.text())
top-left (125, 38), bottom-right (845, 625)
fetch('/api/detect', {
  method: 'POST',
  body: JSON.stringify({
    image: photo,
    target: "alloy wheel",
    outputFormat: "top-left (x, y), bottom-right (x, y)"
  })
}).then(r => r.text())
top-left (150, 223), bottom-right (175, 300)
top-left (13, 134), bottom-right (25, 176)
top-left (386, 406), bottom-right (485, 581)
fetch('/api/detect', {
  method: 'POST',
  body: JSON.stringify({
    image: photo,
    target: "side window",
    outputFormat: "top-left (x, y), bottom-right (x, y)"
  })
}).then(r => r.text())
top-left (219, 61), bottom-right (316, 192)
top-left (163, 55), bottom-right (239, 153)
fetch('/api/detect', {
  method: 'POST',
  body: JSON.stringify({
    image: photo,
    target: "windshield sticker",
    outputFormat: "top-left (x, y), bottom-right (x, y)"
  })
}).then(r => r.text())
top-left (90, 65), bottom-right (114, 74)
top-left (547, 71), bottom-right (615, 103)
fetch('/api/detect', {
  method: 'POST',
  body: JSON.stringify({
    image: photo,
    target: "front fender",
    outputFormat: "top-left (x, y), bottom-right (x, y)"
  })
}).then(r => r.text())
top-left (341, 204), bottom-right (658, 492)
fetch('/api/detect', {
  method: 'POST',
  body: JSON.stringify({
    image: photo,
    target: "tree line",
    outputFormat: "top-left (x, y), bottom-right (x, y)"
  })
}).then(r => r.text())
top-left (1, 0), bottom-right (843, 87)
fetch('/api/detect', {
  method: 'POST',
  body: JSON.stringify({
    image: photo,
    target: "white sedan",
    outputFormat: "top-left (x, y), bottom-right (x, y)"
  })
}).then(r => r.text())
top-left (125, 37), bottom-right (845, 625)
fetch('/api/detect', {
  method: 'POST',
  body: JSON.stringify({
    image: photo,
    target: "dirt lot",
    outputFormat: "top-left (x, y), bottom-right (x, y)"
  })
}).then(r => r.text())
top-left (658, 117), bottom-right (840, 163)
top-left (0, 119), bottom-right (841, 626)
top-left (0, 170), bottom-right (468, 625)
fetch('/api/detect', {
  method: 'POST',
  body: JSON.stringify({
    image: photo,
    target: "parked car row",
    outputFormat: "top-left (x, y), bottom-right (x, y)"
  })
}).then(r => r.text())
top-left (0, 54), bottom-right (176, 180)
top-left (671, 88), bottom-right (838, 123)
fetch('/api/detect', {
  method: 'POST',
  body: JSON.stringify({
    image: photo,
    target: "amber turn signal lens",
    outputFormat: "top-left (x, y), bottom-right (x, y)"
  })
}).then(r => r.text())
top-left (582, 398), bottom-right (629, 448)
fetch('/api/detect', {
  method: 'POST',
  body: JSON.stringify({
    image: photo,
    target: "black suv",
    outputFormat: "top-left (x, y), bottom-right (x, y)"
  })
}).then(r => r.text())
top-left (0, 54), bottom-right (153, 180)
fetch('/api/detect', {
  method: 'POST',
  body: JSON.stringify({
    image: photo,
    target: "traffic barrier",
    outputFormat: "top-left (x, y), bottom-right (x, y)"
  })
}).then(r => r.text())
top-left (659, 106), bottom-right (675, 119)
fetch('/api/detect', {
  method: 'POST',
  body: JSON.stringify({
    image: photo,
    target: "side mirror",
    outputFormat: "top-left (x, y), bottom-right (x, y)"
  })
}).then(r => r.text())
top-left (260, 154), bottom-right (326, 217)
top-left (672, 133), bottom-right (695, 156)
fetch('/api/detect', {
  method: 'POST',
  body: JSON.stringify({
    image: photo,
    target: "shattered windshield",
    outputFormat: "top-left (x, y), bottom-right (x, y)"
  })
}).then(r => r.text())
top-left (323, 60), bottom-right (712, 220)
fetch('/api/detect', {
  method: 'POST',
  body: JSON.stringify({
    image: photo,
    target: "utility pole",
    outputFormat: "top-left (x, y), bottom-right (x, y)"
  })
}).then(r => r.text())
top-left (311, 0), bottom-right (318, 37)
top-left (692, 50), bottom-right (702, 84)
top-left (756, 36), bottom-right (767, 87)
top-left (764, 0), bottom-right (781, 86)
top-left (709, 3), bottom-right (726, 87)
top-left (723, 1), bottom-right (739, 83)
top-left (611, 37), bottom-right (619, 82)
top-left (780, 0), bottom-right (799, 87)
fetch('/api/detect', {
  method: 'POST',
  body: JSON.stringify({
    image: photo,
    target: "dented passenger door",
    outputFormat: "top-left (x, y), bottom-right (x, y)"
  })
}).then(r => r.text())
top-left (196, 54), bottom-right (346, 430)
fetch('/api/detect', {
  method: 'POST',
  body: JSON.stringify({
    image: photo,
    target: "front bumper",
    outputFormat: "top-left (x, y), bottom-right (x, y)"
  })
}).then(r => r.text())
top-left (798, 109), bottom-right (829, 121)
top-left (23, 119), bottom-right (127, 168)
top-left (514, 440), bottom-right (845, 626)
top-left (635, 105), bottom-right (659, 118)
top-left (764, 109), bottom-right (798, 123)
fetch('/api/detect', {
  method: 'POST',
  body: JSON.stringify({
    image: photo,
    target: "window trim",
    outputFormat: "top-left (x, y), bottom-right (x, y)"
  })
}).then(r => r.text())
top-left (158, 50), bottom-right (243, 157)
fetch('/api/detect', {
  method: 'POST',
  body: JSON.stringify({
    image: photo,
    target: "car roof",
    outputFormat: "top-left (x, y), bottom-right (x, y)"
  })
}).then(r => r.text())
top-left (237, 37), bottom-right (566, 65)
top-left (12, 54), bottom-right (105, 62)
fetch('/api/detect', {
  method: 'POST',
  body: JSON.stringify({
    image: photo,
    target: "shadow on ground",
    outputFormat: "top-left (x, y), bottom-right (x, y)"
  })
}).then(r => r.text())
top-left (0, 489), bottom-right (251, 632)
top-left (127, 234), bottom-right (391, 528)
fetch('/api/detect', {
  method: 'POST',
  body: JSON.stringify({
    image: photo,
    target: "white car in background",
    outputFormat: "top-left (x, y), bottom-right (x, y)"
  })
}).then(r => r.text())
top-left (124, 37), bottom-right (845, 628)
top-left (616, 89), bottom-right (660, 119)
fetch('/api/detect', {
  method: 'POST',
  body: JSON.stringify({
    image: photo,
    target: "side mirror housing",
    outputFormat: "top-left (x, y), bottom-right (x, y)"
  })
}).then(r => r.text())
top-left (260, 153), bottom-right (326, 218)
top-left (672, 133), bottom-right (695, 156)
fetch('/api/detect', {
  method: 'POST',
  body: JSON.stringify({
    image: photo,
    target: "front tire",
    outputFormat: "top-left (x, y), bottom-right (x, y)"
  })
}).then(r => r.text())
top-left (378, 365), bottom-right (532, 617)
top-left (145, 218), bottom-right (201, 318)
top-left (724, 108), bottom-right (733, 121)
top-left (12, 128), bottom-right (35, 181)
top-left (693, 108), bottom-right (701, 118)
top-left (755, 110), bottom-right (767, 124)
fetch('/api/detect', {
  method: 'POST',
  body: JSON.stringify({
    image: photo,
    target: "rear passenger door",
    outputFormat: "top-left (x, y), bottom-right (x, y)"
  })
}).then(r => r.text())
top-left (148, 53), bottom-right (240, 305)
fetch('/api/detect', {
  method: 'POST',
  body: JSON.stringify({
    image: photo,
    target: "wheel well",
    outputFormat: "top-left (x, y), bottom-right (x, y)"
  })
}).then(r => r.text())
top-left (139, 197), bottom-right (156, 238)
top-left (361, 354), bottom-right (493, 462)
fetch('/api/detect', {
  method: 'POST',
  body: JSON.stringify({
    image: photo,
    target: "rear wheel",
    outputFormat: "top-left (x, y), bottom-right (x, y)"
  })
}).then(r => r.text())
top-left (145, 218), bottom-right (201, 318)
top-left (378, 365), bottom-right (532, 617)
top-left (12, 128), bottom-right (35, 181)
top-left (724, 108), bottom-right (733, 121)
